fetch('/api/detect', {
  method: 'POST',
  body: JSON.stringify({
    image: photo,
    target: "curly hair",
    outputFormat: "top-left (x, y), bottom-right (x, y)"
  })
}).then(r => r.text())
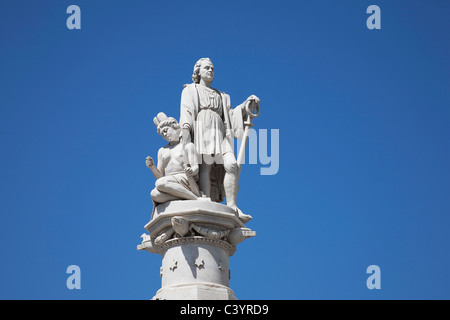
top-left (192, 57), bottom-right (213, 84)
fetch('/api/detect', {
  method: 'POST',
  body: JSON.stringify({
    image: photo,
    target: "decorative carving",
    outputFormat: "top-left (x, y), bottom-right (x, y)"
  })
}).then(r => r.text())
top-left (194, 258), bottom-right (205, 270)
top-left (158, 236), bottom-right (236, 256)
top-left (137, 233), bottom-right (159, 254)
top-left (140, 215), bottom-right (256, 252)
top-left (140, 233), bottom-right (151, 242)
top-left (169, 259), bottom-right (178, 272)
top-left (191, 224), bottom-right (229, 239)
top-left (154, 228), bottom-right (175, 245)
top-left (227, 227), bottom-right (256, 245)
top-left (171, 216), bottom-right (192, 237)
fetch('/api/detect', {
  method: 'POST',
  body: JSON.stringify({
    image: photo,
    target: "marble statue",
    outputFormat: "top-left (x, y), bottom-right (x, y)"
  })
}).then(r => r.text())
top-left (138, 58), bottom-right (259, 300)
top-left (179, 58), bottom-right (260, 223)
top-left (146, 112), bottom-right (203, 208)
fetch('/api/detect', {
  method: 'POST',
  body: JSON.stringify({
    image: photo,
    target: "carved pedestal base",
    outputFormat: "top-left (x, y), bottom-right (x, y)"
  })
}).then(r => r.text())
top-left (138, 200), bottom-right (255, 300)
top-left (154, 237), bottom-right (236, 300)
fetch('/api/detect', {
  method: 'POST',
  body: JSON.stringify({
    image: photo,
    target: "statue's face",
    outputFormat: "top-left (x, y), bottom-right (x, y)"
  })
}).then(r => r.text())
top-left (160, 126), bottom-right (180, 143)
top-left (199, 60), bottom-right (214, 83)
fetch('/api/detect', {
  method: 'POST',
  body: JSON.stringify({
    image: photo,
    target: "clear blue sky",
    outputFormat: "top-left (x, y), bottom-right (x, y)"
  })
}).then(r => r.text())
top-left (0, 0), bottom-right (449, 299)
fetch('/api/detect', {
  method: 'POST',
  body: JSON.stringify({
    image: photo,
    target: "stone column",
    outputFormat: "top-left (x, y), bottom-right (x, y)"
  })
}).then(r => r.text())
top-left (138, 200), bottom-right (255, 300)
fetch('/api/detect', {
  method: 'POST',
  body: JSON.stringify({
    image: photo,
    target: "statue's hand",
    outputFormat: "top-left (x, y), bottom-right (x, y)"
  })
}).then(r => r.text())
top-left (179, 127), bottom-right (191, 144)
top-left (145, 156), bottom-right (154, 168)
top-left (243, 95), bottom-right (261, 118)
top-left (246, 94), bottom-right (260, 105)
top-left (184, 166), bottom-right (194, 177)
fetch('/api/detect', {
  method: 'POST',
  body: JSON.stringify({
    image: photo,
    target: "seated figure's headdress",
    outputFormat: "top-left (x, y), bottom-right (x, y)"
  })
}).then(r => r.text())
top-left (153, 112), bottom-right (180, 135)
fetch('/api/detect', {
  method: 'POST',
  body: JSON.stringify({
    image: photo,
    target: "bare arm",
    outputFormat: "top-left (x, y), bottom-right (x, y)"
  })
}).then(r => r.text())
top-left (146, 149), bottom-right (164, 179)
top-left (184, 143), bottom-right (199, 177)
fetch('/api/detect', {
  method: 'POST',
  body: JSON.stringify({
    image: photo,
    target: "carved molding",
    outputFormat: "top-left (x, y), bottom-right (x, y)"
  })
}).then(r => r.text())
top-left (158, 236), bottom-right (236, 256)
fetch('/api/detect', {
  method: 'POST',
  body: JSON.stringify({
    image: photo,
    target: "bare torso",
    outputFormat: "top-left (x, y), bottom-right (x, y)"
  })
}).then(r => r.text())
top-left (158, 142), bottom-right (191, 175)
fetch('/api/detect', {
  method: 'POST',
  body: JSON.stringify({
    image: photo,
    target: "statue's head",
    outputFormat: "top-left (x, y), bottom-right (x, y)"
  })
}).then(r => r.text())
top-left (192, 58), bottom-right (214, 84)
top-left (153, 112), bottom-right (181, 142)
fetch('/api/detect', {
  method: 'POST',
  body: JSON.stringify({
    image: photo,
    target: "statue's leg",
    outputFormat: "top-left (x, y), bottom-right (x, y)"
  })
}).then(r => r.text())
top-left (199, 155), bottom-right (213, 197)
top-left (223, 151), bottom-right (252, 223)
top-left (150, 188), bottom-right (179, 203)
top-left (155, 177), bottom-right (198, 200)
top-left (223, 152), bottom-right (239, 209)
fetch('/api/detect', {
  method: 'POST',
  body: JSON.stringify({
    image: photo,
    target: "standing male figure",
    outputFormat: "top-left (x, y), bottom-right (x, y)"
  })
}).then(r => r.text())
top-left (179, 58), bottom-right (259, 223)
